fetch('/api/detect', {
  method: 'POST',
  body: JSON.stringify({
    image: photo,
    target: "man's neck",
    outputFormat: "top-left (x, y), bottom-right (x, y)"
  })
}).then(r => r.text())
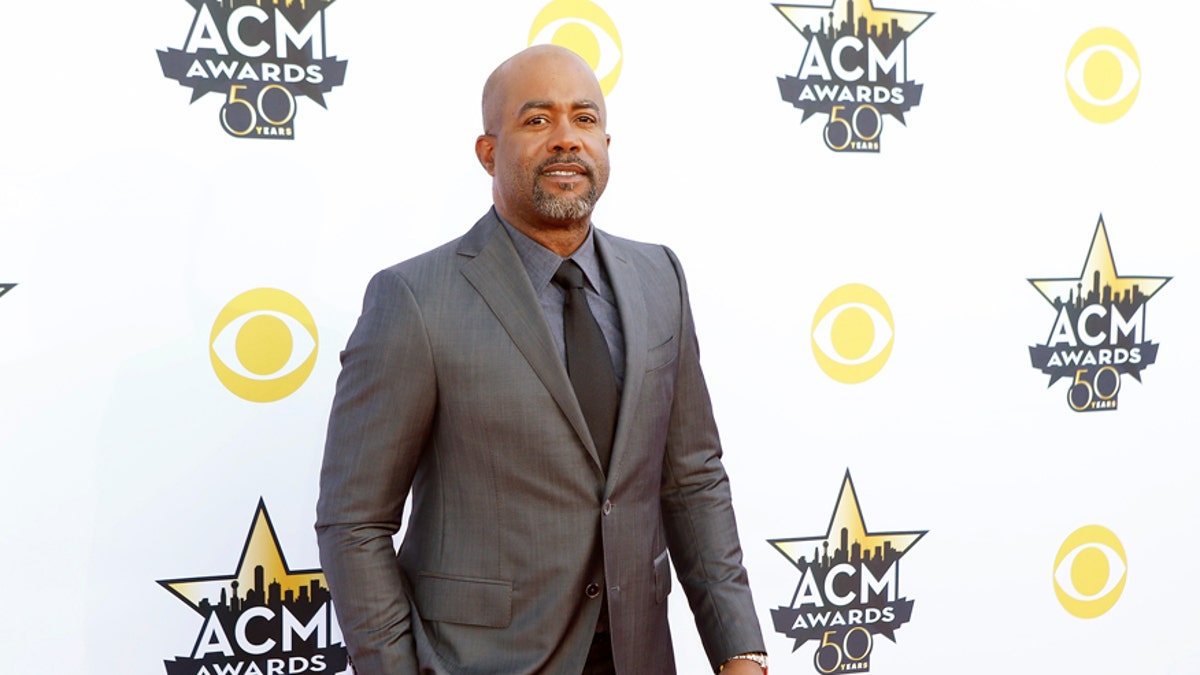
top-left (496, 209), bottom-right (590, 258)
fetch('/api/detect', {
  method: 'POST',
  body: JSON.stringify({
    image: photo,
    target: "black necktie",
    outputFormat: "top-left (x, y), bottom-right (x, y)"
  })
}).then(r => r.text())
top-left (552, 260), bottom-right (618, 473)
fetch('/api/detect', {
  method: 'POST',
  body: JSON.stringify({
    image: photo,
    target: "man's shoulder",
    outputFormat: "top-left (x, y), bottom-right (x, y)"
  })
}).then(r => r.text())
top-left (381, 237), bottom-right (464, 277)
top-left (376, 211), bottom-right (501, 284)
top-left (596, 229), bottom-right (682, 276)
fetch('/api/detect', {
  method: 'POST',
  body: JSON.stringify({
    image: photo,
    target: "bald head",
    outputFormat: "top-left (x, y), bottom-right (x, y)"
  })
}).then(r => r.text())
top-left (473, 44), bottom-right (612, 255)
top-left (482, 45), bottom-right (605, 135)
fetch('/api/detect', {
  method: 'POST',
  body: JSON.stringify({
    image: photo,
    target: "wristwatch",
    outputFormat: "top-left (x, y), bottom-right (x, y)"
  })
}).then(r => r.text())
top-left (718, 652), bottom-right (768, 673)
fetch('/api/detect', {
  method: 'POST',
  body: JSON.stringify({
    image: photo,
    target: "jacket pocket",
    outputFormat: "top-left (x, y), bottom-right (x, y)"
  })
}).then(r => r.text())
top-left (653, 548), bottom-right (672, 604)
top-left (646, 334), bottom-right (677, 372)
top-left (413, 572), bottom-right (513, 628)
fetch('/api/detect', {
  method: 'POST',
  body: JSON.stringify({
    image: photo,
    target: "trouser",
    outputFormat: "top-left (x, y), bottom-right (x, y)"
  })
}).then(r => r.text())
top-left (582, 629), bottom-right (615, 675)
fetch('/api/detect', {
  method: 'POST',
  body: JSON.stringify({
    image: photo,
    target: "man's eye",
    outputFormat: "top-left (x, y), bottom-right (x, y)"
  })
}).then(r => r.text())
top-left (526, 116), bottom-right (548, 126)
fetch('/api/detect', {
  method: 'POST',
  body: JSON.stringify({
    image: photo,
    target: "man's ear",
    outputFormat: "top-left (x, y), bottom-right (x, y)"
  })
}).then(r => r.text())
top-left (475, 135), bottom-right (496, 176)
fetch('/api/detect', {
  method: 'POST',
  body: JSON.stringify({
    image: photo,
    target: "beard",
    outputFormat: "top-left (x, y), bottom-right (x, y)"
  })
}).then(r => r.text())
top-left (531, 155), bottom-right (602, 221)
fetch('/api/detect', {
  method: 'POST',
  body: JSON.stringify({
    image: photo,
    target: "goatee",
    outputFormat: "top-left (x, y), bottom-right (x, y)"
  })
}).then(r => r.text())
top-left (532, 156), bottom-right (599, 221)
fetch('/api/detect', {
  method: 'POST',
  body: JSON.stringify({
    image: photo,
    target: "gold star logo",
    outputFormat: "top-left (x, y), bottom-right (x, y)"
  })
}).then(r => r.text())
top-left (770, 471), bottom-right (925, 572)
top-left (775, 0), bottom-right (932, 38)
top-left (1030, 215), bottom-right (1170, 309)
top-left (159, 499), bottom-right (327, 614)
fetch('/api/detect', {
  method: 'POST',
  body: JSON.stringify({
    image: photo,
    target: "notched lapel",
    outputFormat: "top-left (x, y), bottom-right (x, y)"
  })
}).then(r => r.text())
top-left (458, 213), bottom-right (603, 470)
top-left (596, 232), bottom-right (649, 487)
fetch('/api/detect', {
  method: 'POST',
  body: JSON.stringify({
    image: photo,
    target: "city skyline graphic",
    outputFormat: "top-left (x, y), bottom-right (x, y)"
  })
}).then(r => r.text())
top-left (210, 0), bottom-right (332, 13)
top-left (775, 0), bottom-right (931, 49)
top-left (158, 499), bottom-right (348, 674)
top-left (771, 471), bottom-right (925, 578)
top-left (775, 0), bottom-right (932, 151)
top-left (770, 470), bottom-right (926, 658)
top-left (159, 500), bottom-right (328, 613)
top-left (1028, 216), bottom-right (1170, 408)
top-left (1030, 216), bottom-right (1170, 311)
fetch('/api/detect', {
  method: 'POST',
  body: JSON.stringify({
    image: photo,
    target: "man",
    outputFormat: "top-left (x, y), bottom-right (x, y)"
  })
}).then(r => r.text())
top-left (316, 45), bottom-right (767, 674)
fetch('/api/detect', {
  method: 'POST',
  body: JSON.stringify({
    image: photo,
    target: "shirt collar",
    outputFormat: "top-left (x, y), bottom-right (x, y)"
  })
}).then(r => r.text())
top-left (498, 214), bottom-right (604, 292)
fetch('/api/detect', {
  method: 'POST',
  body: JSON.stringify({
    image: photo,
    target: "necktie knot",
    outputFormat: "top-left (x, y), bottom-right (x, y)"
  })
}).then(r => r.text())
top-left (552, 259), bottom-right (586, 292)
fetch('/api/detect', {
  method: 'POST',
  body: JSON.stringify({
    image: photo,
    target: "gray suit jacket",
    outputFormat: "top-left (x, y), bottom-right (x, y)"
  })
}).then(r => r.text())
top-left (316, 210), bottom-right (764, 674)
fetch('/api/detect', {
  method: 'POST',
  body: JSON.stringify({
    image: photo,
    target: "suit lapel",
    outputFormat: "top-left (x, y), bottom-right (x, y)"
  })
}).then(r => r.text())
top-left (458, 212), bottom-right (602, 470)
top-left (596, 231), bottom-right (647, 488)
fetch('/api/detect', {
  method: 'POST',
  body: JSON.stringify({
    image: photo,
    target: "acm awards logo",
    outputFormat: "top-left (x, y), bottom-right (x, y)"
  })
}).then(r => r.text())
top-left (812, 284), bottom-right (894, 384)
top-left (770, 472), bottom-right (925, 673)
top-left (210, 288), bottom-right (319, 402)
top-left (158, 500), bottom-right (349, 675)
top-left (1028, 217), bottom-right (1169, 412)
top-left (774, 0), bottom-right (931, 153)
top-left (1065, 28), bottom-right (1140, 124)
top-left (529, 0), bottom-right (623, 96)
top-left (158, 0), bottom-right (348, 139)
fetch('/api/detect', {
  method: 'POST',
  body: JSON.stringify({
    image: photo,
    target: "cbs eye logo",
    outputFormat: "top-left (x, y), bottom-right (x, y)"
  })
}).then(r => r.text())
top-left (1053, 525), bottom-right (1127, 619)
top-left (529, 0), bottom-right (622, 96)
top-left (210, 288), bottom-right (319, 402)
top-left (811, 284), bottom-right (894, 384)
top-left (1065, 28), bottom-right (1140, 124)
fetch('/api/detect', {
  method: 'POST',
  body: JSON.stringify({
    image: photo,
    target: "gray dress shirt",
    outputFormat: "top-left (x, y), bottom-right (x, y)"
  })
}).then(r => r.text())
top-left (500, 218), bottom-right (626, 387)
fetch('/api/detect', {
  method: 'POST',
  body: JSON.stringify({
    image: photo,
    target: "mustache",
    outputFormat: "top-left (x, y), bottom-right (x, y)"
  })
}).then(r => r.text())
top-left (537, 154), bottom-right (594, 178)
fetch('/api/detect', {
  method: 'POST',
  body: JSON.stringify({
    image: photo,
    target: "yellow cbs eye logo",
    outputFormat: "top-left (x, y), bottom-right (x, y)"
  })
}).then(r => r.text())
top-left (1053, 525), bottom-right (1127, 619)
top-left (529, 0), bottom-right (623, 96)
top-left (209, 288), bottom-right (319, 402)
top-left (1065, 28), bottom-right (1140, 123)
top-left (811, 284), bottom-right (894, 384)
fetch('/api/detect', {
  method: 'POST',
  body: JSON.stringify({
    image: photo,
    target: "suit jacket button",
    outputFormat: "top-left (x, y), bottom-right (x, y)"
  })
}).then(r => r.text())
top-left (585, 583), bottom-right (601, 599)
top-left (602, 500), bottom-right (612, 516)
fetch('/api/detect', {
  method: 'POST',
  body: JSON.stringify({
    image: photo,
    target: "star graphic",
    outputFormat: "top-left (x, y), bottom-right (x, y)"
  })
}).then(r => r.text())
top-left (1029, 215), bottom-right (1170, 308)
top-left (774, 0), bottom-right (932, 39)
top-left (770, 471), bottom-right (925, 573)
top-left (159, 499), bottom-right (327, 614)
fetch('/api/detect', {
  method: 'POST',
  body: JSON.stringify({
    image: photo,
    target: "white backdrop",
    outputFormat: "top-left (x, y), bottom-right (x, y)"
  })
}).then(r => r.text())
top-left (2, 1), bottom-right (1197, 673)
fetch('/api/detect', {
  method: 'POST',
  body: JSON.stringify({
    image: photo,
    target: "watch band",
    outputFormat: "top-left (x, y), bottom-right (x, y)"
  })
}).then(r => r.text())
top-left (718, 652), bottom-right (768, 673)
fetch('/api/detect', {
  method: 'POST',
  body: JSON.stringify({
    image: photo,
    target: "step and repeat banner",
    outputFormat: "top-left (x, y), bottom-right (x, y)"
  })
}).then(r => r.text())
top-left (2, 1), bottom-right (1197, 673)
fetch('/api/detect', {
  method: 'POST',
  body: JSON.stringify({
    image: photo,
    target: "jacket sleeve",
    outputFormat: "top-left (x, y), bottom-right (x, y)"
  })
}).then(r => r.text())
top-left (315, 268), bottom-right (436, 675)
top-left (658, 247), bottom-right (767, 670)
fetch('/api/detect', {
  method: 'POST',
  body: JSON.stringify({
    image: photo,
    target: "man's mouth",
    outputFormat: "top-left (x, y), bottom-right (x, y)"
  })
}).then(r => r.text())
top-left (539, 158), bottom-right (590, 181)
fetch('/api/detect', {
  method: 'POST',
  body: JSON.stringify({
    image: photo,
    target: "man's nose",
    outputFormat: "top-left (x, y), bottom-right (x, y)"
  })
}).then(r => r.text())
top-left (549, 120), bottom-right (581, 153)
